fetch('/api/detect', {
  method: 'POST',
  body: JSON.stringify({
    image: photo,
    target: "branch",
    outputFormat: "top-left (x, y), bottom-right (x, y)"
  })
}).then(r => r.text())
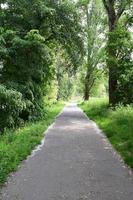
top-left (117, 7), bottom-right (125, 20)
top-left (125, 16), bottom-right (133, 27)
top-left (88, 77), bottom-right (97, 91)
top-left (116, 0), bottom-right (130, 20)
top-left (102, 0), bottom-right (109, 13)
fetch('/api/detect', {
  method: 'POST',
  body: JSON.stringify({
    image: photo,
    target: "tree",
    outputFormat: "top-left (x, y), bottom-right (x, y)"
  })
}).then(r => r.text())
top-left (102, 0), bottom-right (132, 105)
top-left (0, 0), bottom-right (84, 132)
top-left (52, 46), bottom-right (75, 101)
top-left (78, 0), bottom-right (106, 100)
top-left (109, 24), bottom-right (133, 104)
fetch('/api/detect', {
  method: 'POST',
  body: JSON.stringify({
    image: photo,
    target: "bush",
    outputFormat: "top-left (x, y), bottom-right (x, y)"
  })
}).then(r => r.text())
top-left (0, 85), bottom-right (25, 133)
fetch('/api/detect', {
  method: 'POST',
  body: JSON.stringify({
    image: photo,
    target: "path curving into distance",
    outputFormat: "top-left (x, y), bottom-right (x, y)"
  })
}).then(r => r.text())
top-left (0, 104), bottom-right (133, 200)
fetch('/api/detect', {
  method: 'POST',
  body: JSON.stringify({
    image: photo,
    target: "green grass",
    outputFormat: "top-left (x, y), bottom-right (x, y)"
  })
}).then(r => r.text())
top-left (0, 102), bottom-right (64, 186)
top-left (80, 98), bottom-right (133, 168)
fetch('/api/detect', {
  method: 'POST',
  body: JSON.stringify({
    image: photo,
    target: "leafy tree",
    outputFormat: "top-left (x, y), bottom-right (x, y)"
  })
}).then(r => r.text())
top-left (77, 0), bottom-right (106, 100)
top-left (109, 25), bottom-right (133, 104)
top-left (102, 0), bottom-right (132, 105)
top-left (0, 0), bottom-right (84, 132)
top-left (0, 29), bottom-right (52, 120)
top-left (53, 47), bottom-right (75, 101)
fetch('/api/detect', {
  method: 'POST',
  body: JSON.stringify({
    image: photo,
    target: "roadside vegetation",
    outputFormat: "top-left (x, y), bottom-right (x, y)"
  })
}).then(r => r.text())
top-left (0, 0), bottom-right (133, 185)
top-left (80, 98), bottom-right (133, 168)
top-left (0, 102), bottom-right (64, 186)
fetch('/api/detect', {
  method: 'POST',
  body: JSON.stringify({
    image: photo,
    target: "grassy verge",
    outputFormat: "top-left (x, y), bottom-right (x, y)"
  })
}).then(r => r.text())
top-left (80, 98), bottom-right (133, 168)
top-left (0, 102), bottom-right (64, 186)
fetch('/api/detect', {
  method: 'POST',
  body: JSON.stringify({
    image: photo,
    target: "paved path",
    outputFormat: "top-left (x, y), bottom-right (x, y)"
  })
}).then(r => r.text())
top-left (0, 104), bottom-right (133, 200)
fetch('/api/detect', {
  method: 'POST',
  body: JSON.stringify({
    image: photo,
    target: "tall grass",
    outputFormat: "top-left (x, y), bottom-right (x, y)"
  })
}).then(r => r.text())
top-left (80, 98), bottom-right (133, 168)
top-left (0, 102), bottom-right (64, 186)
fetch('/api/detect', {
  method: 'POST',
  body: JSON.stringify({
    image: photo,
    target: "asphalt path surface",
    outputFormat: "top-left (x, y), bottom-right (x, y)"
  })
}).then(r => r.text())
top-left (0, 104), bottom-right (133, 200)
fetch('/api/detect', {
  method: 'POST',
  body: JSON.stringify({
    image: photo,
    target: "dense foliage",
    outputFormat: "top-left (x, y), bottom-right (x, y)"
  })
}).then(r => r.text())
top-left (108, 25), bottom-right (133, 104)
top-left (0, 0), bottom-right (83, 132)
top-left (102, 0), bottom-right (133, 105)
top-left (0, 84), bottom-right (25, 131)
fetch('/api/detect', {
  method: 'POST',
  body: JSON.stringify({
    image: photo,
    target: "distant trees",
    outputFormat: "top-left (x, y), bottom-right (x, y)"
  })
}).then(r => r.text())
top-left (54, 49), bottom-right (75, 101)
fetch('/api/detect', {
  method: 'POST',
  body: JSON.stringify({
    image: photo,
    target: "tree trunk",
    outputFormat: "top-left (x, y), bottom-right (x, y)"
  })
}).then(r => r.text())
top-left (84, 73), bottom-right (90, 101)
top-left (108, 66), bottom-right (117, 105)
top-left (56, 72), bottom-right (61, 101)
top-left (108, 16), bottom-right (117, 105)
top-left (83, 5), bottom-right (92, 101)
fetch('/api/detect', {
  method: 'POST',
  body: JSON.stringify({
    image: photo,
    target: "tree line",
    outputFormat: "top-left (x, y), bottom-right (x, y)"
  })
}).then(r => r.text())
top-left (0, 0), bottom-right (133, 132)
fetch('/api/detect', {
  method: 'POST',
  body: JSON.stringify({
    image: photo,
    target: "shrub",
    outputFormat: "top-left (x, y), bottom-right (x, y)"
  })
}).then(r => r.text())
top-left (0, 85), bottom-right (25, 133)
